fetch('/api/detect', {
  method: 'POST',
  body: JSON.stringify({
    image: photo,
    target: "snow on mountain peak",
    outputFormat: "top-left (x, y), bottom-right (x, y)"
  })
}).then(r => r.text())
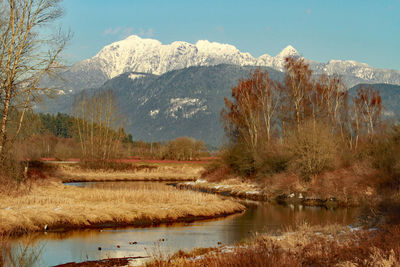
top-left (277, 45), bottom-right (299, 58)
top-left (89, 35), bottom-right (260, 78)
top-left (195, 40), bottom-right (239, 54)
top-left (66, 35), bottom-right (400, 91)
top-left (328, 59), bottom-right (370, 68)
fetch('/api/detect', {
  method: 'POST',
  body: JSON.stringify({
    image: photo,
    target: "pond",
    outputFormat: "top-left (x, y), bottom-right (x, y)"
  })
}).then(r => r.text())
top-left (11, 182), bottom-right (361, 266)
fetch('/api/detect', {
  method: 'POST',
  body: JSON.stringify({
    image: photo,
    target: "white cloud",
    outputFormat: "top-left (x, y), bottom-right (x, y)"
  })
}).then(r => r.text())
top-left (102, 27), bottom-right (154, 38)
top-left (138, 28), bottom-right (154, 37)
top-left (103, 26), bottom-right (134, 37)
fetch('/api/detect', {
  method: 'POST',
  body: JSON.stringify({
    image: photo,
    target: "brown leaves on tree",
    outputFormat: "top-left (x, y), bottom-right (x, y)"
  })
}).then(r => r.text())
top-left (353, 86), bottom-right (383, 141)
top-left (222, 56), bottom-right (384, 156)
top-left (221, 69), bottom-right (279, 152)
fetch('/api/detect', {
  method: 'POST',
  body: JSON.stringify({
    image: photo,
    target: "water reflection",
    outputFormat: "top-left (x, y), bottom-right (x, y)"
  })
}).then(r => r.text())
top-left (13, 182), bottom-right (361, 266)
top-left (14, 203), bottom-right (360, 266)
top-left (64, 181), bottom-right (169, 190)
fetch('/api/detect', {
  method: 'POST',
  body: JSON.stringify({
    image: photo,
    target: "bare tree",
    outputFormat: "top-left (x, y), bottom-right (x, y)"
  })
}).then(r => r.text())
top-left (353, 86), bottom-right (383, 141)
top-left (0, 0), bottom-right (69, 161)
top-left (253, 69), bottom-right (281, 143)
top-left (222, 69), bottom-right (280, 154)
top-left (73, 89), bottom-right (125, 163)
top-left (279, 58), bottom-right (349, 141)
top-left (281, 57), bottom-right (313, 132)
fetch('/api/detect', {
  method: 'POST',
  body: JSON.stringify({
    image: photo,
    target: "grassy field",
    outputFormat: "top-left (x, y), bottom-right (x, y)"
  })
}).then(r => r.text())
top-left (55, 163), bottom-right (205, 182)
top-left (0, 180), bottom-right (245, 236)
top-left (147, 223), bottom-right (400, 266)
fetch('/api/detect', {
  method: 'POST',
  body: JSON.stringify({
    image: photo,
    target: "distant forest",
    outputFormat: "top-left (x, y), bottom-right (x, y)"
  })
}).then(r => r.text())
top-left (20, 112), bottom-right (208, 162)
top-left (38, 112), bottom-right (133, 143)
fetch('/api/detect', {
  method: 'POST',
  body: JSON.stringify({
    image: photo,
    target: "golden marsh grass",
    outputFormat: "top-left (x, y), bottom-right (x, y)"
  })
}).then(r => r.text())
top-left (57, 163), bottom-right (204, 182)
top-left (0, 181), bottom-right (245, 235)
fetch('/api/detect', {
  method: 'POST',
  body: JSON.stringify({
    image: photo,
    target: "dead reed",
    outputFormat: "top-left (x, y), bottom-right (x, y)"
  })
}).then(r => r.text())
top-left (56, 163), bottom-right (203, 182)
top-left (147, 224), bottom-right (400, 267)
top-left (0, 181), bottom-right (245, 236)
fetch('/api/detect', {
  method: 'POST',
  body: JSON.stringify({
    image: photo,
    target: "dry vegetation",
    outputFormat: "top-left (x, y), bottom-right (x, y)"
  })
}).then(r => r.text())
top-left (0, 180), bottom-right (245, 236)
top-left (178, 178), bottom-right (265, 201)
top-left (55, 162), bottom-right (204, 182)
top-left (147, 223), bottom-right (400, 267)
top-left (209, 58), bottom-right (400, 206)
top-left (200, 161), bottom-right (386, 206)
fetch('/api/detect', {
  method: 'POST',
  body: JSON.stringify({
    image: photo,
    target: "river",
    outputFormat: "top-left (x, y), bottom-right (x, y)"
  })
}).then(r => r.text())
top-left (11, 181), bottom-right (361, 266)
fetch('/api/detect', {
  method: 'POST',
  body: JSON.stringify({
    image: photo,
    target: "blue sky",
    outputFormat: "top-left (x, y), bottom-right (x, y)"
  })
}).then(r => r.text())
top-left (60, 0), bottom-right (399, 70)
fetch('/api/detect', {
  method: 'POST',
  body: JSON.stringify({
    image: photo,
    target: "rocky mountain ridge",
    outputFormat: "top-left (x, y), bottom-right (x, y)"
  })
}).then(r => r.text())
top-left (39, 64), bottom-right (400, 146)
top-left (48, 35), bottom-right (400, 92)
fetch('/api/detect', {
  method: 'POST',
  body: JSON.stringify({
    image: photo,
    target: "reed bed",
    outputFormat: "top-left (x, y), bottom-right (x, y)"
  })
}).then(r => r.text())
top-left (147, 223), bottom-right (400, 266)
top-left (57, 164), bottom-right (203, 182)
top-left (0, 181), bottom-right (245, 235)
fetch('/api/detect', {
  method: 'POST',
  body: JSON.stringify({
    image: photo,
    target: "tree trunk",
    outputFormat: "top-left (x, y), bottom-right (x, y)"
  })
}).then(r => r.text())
top-left (0, 88), bottom-right (12, 160)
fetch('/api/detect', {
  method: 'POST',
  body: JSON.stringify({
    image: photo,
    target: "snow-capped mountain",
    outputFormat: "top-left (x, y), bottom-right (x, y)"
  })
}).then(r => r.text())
top-left (52, 35), bottom-right (400, 92)
top-left (39, 64), bottom-right (400, 146)
top-left (92, 36), bottom-right (256, 77)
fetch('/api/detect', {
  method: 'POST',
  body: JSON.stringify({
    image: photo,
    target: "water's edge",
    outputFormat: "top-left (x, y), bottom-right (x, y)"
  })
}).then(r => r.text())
top-left (11, 181), bottom-right (361, 267)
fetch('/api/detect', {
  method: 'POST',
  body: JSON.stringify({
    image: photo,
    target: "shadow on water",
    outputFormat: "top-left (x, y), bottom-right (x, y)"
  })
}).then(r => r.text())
top-left (11, 182), bottom-right (361, 266)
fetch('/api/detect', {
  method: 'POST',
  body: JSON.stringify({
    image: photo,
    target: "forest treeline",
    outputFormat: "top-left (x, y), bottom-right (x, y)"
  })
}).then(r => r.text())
top-left (12, 109), bottom-right (208, 163)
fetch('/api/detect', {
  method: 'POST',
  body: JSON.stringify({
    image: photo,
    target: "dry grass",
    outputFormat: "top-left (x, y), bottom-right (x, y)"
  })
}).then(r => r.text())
top-left (0, 180), bottom-right (245, 236)
top-left (261, 162), bottom-right (382, 206)
top-left (147, 224), bottom-right (400, 267)
top-left (178, 178), bottom-right (266, 200)
top-left (306, 162), bottom-right (380, 205)
top-left (199, 160), bottom-right (382, 206)
top-left (56, 163), bottom-right (204, 182)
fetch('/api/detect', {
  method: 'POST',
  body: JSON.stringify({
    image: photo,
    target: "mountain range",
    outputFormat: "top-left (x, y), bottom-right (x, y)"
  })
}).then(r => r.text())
top-left (39, 64), bottom-right (400, 146)
top-left (38, 35), bottom-right (400, 146)
top-left (44, 35), bottom-right (400, 93)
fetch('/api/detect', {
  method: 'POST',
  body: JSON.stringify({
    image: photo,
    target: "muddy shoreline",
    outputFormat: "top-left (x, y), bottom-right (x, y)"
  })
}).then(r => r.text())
top-left (176, 181), bottom-right (357, 208)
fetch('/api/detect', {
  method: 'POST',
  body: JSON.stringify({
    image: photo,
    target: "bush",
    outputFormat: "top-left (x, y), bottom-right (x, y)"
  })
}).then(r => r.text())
top-left (222, 144), bottom-right (256, 176)
top-left (255, 143), bottom-right (290, 176)
top-left (162, 137), bottom-right (208, 161)
top-left (286, 121), bottom-right (337, 181)
top-left (201, 159), bottom-right (231, 182)
top-left (369, 141), bottom-right (398, 176)
top-left (221, 141), bottom-right (290, 178)
top-left (358, 132), bottom-right (400, 188)
top-left (0, 147), bottom-right (27, 183)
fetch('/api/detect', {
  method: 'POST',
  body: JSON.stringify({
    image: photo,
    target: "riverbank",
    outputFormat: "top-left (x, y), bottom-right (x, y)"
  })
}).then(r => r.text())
top-left (147, 223), bottom-right (400, 266)
top-left (177, 178), bottom-right (343, 207)
top-left (193, 162), bottom-right (385, 207)
top-left (177, 178), bottom-right (267, 201)
top-left (0, 180), bottom-right (245, 236)
top-left (5, 201), bottom-right (362, 267)
top-left (54, 163), bottom-right (204, 182)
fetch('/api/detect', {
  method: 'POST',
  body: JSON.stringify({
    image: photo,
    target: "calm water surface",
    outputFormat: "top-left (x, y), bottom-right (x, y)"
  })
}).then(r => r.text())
top-left (13, 181), bottom-right (361, 266)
